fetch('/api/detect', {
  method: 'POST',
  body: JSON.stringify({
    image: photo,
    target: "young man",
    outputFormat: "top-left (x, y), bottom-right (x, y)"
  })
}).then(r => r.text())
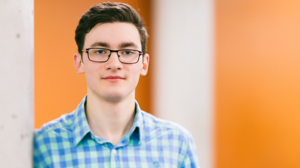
top-left (34, 2), bottom-right (200, 168)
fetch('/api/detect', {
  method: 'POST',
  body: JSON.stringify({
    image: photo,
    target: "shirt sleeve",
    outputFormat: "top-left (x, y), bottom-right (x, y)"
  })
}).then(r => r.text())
top-left (178, 132), bottom-right (201, 168)
top-left (33, 130), bottom-right (49, 168)
top-left (33, 130), bottom-right (45, 168)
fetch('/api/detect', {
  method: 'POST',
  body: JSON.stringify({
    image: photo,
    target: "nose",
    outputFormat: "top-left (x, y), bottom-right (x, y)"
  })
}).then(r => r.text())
top-left (104, 52), bottom-right (123, 70)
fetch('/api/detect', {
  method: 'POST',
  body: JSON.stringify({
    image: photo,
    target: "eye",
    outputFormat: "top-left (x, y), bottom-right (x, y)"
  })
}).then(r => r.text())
top-left (122, 50), bottom-right (134, 55)
top-left (95, 49), bottom-right (107, 54)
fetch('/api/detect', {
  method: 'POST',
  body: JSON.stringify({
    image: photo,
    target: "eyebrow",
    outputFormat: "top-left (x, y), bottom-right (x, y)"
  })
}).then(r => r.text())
top-left (119, 42), bottom-right (138, 49)
top-left (89, 42), bottom-right (138, 49)
top-left (90, 42), bottom-right (110, 48)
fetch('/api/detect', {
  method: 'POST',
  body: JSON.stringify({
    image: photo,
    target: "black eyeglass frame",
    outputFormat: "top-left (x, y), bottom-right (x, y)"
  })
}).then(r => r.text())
top-left (82, 48), bottom-right (143, 64)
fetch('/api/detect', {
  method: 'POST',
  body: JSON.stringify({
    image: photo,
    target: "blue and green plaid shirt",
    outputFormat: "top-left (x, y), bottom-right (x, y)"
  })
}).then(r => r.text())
top-left (34, 96), bottom-right (200, 168)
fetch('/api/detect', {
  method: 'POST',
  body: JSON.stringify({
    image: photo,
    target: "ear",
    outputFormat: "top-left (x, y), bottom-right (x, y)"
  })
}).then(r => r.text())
top-left (74, 53), bottom-right (85, 74)
top-left (140, 54), bottom-right (149, 76)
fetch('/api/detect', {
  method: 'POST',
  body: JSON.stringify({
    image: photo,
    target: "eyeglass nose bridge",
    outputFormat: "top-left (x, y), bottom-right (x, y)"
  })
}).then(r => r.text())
top-left (106, 50), bottom-right (122, 63)
top-left (108, 50), bottom-right (120, 57)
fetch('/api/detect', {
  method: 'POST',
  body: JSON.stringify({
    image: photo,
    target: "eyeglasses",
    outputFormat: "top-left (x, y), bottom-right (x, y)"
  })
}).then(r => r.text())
top-left (82, 48), bottom-right (143, 64)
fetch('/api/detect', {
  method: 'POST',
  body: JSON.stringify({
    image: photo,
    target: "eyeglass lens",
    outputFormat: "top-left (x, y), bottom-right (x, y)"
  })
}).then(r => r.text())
top-left (87, 48), bottom-right (140, 63)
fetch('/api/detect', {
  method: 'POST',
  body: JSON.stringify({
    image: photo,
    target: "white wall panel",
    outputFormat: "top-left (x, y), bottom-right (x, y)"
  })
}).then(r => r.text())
top-left (152, 0), bottom-right (214, 167)
top-left (0, 0), bottom-right (34, 167)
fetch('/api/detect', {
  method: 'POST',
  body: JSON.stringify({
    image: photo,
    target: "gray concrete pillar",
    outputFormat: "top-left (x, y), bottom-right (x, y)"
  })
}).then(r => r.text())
top-left (0, 0), bottom-right (34, 167)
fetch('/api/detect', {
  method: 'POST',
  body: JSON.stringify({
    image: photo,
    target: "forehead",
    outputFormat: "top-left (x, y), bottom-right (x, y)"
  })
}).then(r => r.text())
top-left (84, 22), bottom-right (141, 49)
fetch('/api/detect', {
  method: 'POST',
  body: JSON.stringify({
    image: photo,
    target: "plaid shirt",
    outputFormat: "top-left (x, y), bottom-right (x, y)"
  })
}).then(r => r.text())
top-left (34, 96), bottom-right (200, 168)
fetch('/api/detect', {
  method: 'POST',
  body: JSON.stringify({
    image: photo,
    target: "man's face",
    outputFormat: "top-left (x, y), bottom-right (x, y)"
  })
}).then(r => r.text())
top-left (74, 22), bottom-right (149, 102)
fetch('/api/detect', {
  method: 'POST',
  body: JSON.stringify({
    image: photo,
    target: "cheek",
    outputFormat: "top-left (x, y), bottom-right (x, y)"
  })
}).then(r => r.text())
top-left (84, 64), bottom-right (102, 82)
top-left (130, 67), bottom-right (142, 83)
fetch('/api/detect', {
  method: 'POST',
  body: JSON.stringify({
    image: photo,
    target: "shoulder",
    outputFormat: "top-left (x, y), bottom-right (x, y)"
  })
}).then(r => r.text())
top-left (33, 111), bottom-right (76, 167)
top-left (141, 111), bottom-right (193, 141)
top-left (35, 96), bottom-right (87, 140)
top-left (34, 111), bottom-right (75, 142)
top-left (141, 111), bottom-right (200, 167)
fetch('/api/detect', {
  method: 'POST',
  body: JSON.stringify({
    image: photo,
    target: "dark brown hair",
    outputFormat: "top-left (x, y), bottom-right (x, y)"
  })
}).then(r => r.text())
top-left (75, 2), bottom-right (148, 55)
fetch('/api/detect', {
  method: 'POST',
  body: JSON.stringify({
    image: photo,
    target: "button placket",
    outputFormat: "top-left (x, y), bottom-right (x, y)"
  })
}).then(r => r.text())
top-left (110, 148), bottom-right (118, 168)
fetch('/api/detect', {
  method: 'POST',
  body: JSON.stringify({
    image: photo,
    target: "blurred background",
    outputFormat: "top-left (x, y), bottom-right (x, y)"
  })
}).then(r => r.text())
top-left (32, 0), bottom-right (300, 168)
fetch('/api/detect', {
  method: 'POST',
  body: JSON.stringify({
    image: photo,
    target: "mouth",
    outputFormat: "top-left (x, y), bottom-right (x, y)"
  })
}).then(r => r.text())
top-left (102, 76), bottom-right (125, 82)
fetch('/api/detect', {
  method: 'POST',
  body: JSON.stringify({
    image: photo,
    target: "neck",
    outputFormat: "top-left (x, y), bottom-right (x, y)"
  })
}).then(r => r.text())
top-left (85, 91), bottom-right (136, 146)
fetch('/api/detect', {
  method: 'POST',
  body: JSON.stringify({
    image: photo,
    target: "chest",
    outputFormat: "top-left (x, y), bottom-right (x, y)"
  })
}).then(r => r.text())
top-left (48, 141), bottom-right (181, 168)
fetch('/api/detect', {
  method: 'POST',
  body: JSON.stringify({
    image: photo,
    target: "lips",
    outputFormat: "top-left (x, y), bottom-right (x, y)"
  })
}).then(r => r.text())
top-left (102, 75), bottom-right (125, 82)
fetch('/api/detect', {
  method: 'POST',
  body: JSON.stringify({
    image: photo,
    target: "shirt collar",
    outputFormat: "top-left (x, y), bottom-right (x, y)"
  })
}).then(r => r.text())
top-left (72, 96), bottom-right (144, 146)
top-left (118, 101), bottom-right (144, 147)
top-left (73, 96), bottom-right (91, 146)
top-left (135, 101), bottom-right (144, 144)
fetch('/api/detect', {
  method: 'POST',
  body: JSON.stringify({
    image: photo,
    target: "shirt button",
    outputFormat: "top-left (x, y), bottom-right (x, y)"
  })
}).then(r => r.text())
top-left (91, 135), bottom-right (94, 139)
top-left (112, 149), bottom-right (117, 155)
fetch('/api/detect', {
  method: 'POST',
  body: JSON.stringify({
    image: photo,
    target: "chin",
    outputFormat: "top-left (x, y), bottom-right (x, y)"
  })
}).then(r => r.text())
top-left (102, 92), bottom-right (125, 103)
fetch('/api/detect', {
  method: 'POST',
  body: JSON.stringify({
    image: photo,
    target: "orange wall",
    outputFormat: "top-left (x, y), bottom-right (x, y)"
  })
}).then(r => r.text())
top-left (34, 0), bottom-right (152, 128)
top-left (215, 0), bottom-right (300, 167)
